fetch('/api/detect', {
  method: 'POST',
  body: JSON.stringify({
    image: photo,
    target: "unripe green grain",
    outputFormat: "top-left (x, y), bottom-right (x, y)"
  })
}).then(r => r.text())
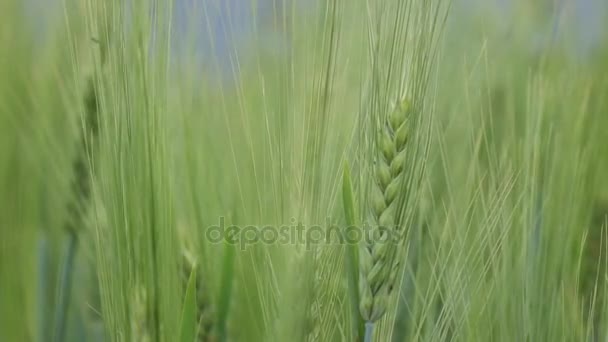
top-left (359, 98), bottom-right (411, 325)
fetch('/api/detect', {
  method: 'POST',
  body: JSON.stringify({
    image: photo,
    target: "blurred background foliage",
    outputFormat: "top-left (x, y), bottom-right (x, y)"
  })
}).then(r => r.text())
top-left (0, 0), bottom-right (607, 341)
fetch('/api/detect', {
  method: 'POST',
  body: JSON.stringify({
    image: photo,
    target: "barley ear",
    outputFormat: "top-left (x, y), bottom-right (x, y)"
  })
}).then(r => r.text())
top-left (359, 98), bottom-right (411, 325)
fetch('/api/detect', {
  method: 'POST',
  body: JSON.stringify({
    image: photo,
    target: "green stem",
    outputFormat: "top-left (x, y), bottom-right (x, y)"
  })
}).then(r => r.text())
top-left (216, 243), bottom-right (235, 342)
top-left (37, 234), bottom-right (50, 342)
top-left (53, 231), bottom-right (78, 342)
top-left (364, 322), bottom-right (375, 342)
top-left (348, 244), bottom-right (364, 340)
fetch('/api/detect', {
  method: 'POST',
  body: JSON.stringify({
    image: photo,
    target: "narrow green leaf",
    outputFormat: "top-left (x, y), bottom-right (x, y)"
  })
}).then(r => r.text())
top-left (342, 162), bottom-right (365, 340)
top-left (179, 266), bottom-right (197, 342)
top-left (217, 243), bottom-right (236, 342)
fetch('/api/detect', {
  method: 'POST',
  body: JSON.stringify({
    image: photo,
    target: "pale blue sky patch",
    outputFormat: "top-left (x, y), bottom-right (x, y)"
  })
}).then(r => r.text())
top-left (23, 0), bottom-right (608, 66)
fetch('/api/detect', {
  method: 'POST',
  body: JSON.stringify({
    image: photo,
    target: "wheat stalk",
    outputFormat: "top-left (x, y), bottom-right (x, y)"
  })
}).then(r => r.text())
top-left (358, 99), bottom-right (411, 335)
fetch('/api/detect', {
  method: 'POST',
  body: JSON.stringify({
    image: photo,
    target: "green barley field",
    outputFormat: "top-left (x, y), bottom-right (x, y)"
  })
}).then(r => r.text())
top-left (1, 0), bottom-right (607, 341)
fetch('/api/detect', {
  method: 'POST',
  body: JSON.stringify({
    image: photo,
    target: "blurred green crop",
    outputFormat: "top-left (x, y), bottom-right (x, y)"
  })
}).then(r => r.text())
top-left (1, 0), bottom-right (607, 341)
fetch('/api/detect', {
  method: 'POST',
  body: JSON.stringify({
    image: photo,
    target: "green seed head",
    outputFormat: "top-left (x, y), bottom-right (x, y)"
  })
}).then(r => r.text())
top-left (384, 179), bottom-right (400, 205)
top-left (378, 207), bottom-right (394, 228)
top-left (389, 99), bottom-right (410, 130)
top-left (370, 286), bottom-right (389, 321)
top-left (392, 98), bottom-right (411, 151)
top-left (390, 151), bottom-right (405, 177)
top-left (381, 131), bottom-right (396, 161)
top-left (372, 239), bottom-right (389, 260)
top-left (395, 120), bottom-right (409, 151)
top-left (359, 96), bottom-right (414, 325)
top-left (377, 162), bottom-right (391, 190)
top-left (371, 186), bottom-right (387, 216)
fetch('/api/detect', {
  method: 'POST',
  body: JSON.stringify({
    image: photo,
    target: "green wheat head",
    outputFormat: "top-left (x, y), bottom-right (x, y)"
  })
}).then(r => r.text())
top-left (359, 99), bottom-right (411, 323)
